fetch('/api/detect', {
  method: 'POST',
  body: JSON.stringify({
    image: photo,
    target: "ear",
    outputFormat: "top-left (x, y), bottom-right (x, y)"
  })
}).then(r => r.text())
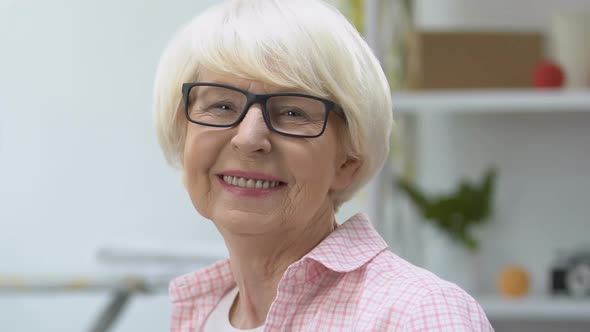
top-left (331, 155), bottom-right (361, 192)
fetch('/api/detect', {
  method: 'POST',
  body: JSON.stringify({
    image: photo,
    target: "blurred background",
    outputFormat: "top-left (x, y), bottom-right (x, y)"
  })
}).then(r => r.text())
top-left (1, 0), bottom-right (589, 331)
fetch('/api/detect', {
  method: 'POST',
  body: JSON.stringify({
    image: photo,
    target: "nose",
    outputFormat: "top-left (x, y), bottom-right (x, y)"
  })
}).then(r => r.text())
top-left (230, 104), bottom-right (272, 154)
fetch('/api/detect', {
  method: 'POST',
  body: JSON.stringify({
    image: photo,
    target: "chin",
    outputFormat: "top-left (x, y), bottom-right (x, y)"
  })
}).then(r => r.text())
top-left (211, 209), bottom-right (281, 234)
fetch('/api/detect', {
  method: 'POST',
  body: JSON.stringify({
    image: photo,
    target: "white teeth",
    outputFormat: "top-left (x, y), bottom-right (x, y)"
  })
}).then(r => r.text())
top-left (222, 175), bottom-right (280, 189)
top-left (246, 179), bottom-right (255, 188)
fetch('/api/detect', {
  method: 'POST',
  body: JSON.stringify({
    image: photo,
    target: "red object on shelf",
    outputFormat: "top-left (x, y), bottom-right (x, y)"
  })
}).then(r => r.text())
top-left (533, 61), bottom-right (565, 88)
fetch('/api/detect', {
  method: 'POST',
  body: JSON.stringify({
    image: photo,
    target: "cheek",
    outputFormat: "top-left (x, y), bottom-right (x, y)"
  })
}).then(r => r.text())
top-left (183, 128), bottom-right (225, 213)
top-left (295, 129), bottom-right (341, 185)
top-left (184, 133), bottom-right (210, 176)
top-left (285, 142), bottom-right (339, 202)
top-left (184, 127), bottom-right (227, 172)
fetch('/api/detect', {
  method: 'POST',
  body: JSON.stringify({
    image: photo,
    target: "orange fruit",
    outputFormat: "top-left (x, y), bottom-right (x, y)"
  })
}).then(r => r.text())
top-left (498, 265), bottom-right (530, 298)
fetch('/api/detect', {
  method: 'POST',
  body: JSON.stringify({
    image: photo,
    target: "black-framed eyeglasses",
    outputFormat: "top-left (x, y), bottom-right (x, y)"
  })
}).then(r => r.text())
top-left (182, 82), bottom-right (345, 138)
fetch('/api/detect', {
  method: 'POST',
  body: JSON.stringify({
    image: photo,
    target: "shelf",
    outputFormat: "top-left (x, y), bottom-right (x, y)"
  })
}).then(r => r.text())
top-left (0, 274), bottom-right (170, 293)
top-left (393, 89), bottom-right (590, 114)
top-left (477, 294), bottom-right (590, 321)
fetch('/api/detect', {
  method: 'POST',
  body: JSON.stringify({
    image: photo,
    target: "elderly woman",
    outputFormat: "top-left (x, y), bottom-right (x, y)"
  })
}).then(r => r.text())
top-left (154, 0), bottom-right (492, 331)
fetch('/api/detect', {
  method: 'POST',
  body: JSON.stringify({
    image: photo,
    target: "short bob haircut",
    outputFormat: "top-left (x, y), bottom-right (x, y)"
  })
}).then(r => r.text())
top-left (153, 0), bottom-right (393, 210)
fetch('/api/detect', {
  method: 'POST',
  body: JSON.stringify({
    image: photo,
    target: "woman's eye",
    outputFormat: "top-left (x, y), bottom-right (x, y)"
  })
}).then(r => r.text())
top-left (283, 109), bottom-right (304, 117)
top-left (210, 103), bottom-right (235, 112)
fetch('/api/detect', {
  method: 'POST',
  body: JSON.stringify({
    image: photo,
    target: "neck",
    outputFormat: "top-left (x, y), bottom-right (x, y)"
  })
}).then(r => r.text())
top-left (219, 204), bottom-right (336, 329)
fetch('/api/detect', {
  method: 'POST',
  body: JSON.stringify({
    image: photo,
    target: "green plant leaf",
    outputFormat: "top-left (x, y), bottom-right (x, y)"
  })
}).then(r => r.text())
top-left (395, 167), bottom-right (498, 252)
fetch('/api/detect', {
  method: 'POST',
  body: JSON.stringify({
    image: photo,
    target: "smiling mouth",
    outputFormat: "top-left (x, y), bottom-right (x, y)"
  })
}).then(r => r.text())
top-left (221, 175), bottom-right (285, 189)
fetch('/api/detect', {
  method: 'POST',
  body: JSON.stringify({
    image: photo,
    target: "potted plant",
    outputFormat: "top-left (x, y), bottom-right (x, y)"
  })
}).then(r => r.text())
top-left (395, 168), bottom-right (498, 292)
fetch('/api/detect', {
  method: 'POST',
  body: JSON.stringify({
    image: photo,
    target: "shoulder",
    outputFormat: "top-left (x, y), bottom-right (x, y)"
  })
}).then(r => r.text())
top-left (362, 249), bottom-right (453, 292)
top-left (169, 259), bottom-right (235, 331)
top-left (358, 250), bottom-right (493, 331)
top-left (402, 286), bottom-right (493, 331)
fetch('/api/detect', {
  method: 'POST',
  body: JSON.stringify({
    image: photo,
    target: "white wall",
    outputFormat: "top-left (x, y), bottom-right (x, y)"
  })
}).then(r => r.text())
top-left (0, 1), bottom-right (218, 331)
top-left (0, 1), bottom-right (369, 331)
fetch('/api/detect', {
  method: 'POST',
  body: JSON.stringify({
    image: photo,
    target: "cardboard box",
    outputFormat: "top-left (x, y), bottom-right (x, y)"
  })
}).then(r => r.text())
top-left (406, 31), bottom-right (544, 90)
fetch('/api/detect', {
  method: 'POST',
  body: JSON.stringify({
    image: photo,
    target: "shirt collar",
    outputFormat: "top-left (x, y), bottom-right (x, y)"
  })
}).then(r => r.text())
top-left (304, 213), bottom-right (388, 273)
top-left (169, 213), bottom-right (388, 302)
top-left (169, 259), bottom-right (233, 303)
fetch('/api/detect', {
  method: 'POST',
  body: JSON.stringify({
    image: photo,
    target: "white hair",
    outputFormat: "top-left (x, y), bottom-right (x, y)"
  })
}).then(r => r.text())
top-left (153, 0), bottom-right (393, 209)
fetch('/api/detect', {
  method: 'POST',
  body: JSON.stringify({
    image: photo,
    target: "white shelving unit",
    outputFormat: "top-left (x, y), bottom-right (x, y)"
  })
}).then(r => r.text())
top-left (362, 1), bottom-right (590, 326)
top-left (393, 89), bottom-right (590, 114)
top-left (392, 89), bottom-right (590, 323)
top-left (477, 295), bottom-right (590, 321)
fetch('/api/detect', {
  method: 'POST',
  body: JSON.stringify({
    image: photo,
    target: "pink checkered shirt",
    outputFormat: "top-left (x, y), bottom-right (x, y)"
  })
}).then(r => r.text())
top-left (169, 213), bottom-right (494, 331)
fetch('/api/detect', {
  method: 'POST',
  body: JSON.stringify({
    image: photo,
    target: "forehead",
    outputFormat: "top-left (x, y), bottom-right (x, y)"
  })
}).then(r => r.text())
top-left (198, 68), bottom-right (305, 95)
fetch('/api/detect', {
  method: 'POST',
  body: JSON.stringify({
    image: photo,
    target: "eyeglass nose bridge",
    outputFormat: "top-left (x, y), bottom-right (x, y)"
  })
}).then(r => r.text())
top-left (234, 92), bottom-right (274, 131)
